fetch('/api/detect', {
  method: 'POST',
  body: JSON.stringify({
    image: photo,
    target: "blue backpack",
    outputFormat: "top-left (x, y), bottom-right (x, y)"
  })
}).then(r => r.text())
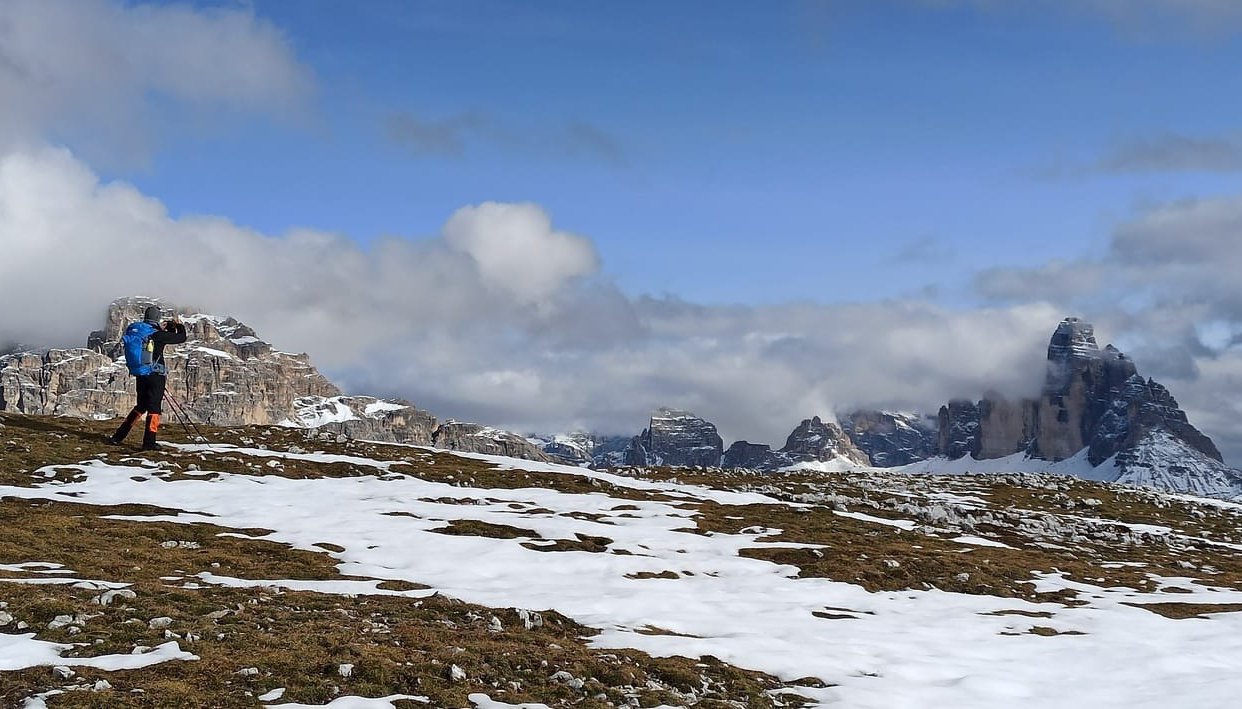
top-left (121, 321), bottom-right (160, 376)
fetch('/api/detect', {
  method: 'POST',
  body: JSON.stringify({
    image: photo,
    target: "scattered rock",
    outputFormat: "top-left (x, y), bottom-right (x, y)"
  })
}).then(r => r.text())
top-left (94, 589), bottom-right (137, 606)
top-left (517, 608), bottom-right (543, 630)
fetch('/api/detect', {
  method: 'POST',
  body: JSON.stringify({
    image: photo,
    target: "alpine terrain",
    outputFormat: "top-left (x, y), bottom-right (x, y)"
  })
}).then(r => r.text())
top-left (2, 301), bottom-right (1242, 707)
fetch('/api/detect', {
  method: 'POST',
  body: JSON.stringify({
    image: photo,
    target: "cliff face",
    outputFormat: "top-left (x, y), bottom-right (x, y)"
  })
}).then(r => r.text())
top-left (432, 422), bottom-right (552, 462)
top-left (624, 408), bottom-right (724, 468)
top-left (780, 416), bottom-right (871, 467)
top-left (623, 411), bottom-right (870, 472)
top-left (932, 317), bottom-right (1235, 496)
top-left (841, 410), bottom-right (938, 467)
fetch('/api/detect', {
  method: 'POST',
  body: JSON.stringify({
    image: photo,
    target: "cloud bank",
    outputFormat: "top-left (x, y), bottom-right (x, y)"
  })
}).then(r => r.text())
top-left (0, 146), bottom-right (1068, 448)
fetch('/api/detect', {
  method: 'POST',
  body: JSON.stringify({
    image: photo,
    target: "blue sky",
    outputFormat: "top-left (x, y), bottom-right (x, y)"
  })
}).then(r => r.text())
top-left (5, 0), bottom-right (1242, 457)
top-left (112, 0), bottom-right (1242, 306)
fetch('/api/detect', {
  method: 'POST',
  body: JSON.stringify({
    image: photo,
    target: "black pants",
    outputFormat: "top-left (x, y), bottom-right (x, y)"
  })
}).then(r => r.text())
top-left (111, 374), bottom-right (167, 446)
top-left (136, 374), bottom-right (166, 414)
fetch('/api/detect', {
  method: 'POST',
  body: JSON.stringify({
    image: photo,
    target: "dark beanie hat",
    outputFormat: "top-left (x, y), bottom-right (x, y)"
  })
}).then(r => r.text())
top-left (143, 305), bottom-right (162, 323)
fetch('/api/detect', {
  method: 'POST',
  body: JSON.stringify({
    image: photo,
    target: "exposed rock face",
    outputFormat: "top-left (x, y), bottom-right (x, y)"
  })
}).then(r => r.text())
top-left (623, 408), bottom-right (723, 468)
top-left (0, 348), bottom-right (132, 419)
top-left (433, 422), bottom-right (553, 462)
top-left (533, 433), bottom-right (630, 467)
top-left (977, 396), bottom-right (1038, 461)
top-left (285, 396), bottom-right (438, 445)
top-left (779, 416), bottom-right (870, 467)
top-left (841, 411), bottom-right (938, 467)
top-left (937, 400), bottom-right (981, 461)
top-left (932, 317), bottom-right (1237, 497)
top-left (619, 410), bottom-right (870, 471)
top-left (722, 441), bottom-right (779, 470)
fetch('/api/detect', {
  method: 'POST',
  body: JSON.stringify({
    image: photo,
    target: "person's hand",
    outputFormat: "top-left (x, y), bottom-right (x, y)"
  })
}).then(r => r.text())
top-left (172, 313), bottom-right (183, 325)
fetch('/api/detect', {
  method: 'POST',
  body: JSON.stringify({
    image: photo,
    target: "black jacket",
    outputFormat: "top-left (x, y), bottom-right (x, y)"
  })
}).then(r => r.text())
top-left (146, 321), bottom-right (187, 370)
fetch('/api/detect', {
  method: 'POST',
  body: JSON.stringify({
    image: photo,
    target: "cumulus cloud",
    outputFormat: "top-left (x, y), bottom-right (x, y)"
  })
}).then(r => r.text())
top-left (0, 0), bottom-right (311, 163)
top-left (442, 202), bottom-right (599, 304)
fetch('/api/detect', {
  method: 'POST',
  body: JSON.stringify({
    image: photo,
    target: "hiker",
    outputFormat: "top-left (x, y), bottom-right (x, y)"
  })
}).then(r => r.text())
top-left (109, 305), bottom-right (187, 450)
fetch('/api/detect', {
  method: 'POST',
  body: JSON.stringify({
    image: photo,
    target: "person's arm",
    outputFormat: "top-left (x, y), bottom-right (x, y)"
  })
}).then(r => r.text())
top-left (151, 320), bottom-right (187, 345)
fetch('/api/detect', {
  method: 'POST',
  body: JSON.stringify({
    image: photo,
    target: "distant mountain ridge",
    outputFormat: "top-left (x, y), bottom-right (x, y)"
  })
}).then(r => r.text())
top-left (550, 318), bottom-right (1240, 499)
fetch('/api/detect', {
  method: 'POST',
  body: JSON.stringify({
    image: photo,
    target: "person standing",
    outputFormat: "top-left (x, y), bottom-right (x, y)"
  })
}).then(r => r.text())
top-left (110, 305), bottom-right (187, 450)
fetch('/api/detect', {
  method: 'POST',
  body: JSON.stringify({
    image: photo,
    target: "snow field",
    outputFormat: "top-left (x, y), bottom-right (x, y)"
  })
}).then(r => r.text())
top-left (3, 444), bottom-right (1242, 707)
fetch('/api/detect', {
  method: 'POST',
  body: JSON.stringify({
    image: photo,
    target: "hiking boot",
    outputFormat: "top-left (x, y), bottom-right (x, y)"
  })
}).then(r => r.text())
top-left (141, 442), bottom-right (163, 452)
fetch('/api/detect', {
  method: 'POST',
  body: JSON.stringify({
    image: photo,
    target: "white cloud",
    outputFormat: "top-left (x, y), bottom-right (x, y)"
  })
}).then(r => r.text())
top-left (442, 202), bottom-right (600, 304)
top-left (0, 146), bottom-right (1070, 451)
top-left (0, 0), bottom-right (311, 163)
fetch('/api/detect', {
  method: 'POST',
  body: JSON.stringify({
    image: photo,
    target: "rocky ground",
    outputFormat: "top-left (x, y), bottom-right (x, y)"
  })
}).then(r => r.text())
top-left (2, 412), bottom-right (1242, 708)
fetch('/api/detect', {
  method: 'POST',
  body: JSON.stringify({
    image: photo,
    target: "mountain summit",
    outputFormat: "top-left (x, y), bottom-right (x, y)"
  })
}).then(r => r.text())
top-left (933, 317), bottom-right (1240, 498)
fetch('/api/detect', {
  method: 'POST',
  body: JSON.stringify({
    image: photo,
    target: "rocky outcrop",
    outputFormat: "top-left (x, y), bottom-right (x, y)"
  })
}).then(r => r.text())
top-left (841, 411), bottom-right (938, 467)
top-left (0, 349), bottom-right (131, 419)
top-left (932, 317), bottom-right (1237, 497)
top-left (779, 416), bottom-right (871, 467)
top-left (623, 408), bottom-right (723, 468)
top-left (722, 441), bottom-right (780, 470)
top-left (937, 400), bottom-right (981, 461)
top-left (285, 396), bottom-right (438, 445)
top-left (619, 410), bottom-right (869, 472)
top-left (533, 433), bottom-right (631, 467)
top-left (1, 297), bottom-right (545, 463)
top-left (433, 422), bottom-right (553, 462)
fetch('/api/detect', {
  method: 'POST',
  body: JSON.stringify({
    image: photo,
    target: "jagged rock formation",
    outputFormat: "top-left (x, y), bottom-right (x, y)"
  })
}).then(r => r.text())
top-left (623, 408), bottom-right (724, 468)
top-left (840, 411), bottom-right (938, 467)
top-left (0, 348), bottom-right (131, 419)
top-left (933, 317), bottom-right (1239, 497)
top-left (284, 396), bottom-right (438, 445)
top-left (722, 441), bottom-right (779, 470)
top-left (433, 422), bottom-right (552, 462)
top-left (937, 400), bottom-right (981, 461)
top-left (780, 416), bottom-right (871, 467)
top-left (621, 411), bottom-right (868, 472)
top-left (0, 297), bottom-right (544, 461)
top-left (533, 433), bottom-right (630, 467)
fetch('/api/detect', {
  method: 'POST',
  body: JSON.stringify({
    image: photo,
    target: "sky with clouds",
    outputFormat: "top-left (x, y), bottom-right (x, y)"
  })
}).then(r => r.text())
top-left (2, 0), bottom-right (1242, 461)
